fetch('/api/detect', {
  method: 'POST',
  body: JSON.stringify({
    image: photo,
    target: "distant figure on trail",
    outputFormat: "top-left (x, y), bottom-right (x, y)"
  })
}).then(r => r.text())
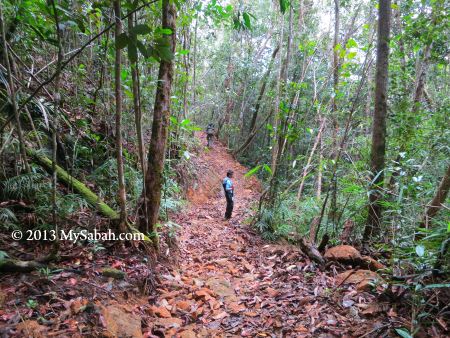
top-left (206, 123), bottom-right (215, 147)
top-left (223, 170), bottom-right (234, 220)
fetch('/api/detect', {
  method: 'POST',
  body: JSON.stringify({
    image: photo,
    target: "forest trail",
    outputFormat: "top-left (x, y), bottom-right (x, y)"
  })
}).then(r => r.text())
top-left (147, 133), bottom-right (384, 337)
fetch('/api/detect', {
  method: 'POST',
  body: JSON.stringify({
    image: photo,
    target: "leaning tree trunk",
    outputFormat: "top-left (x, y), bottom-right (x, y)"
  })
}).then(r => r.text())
top-left (420, 164), bottom-right (450, 229)
top-left (139, 0), bottom-right (176, 235)
top-left (364, 0), bottom-right (391, 240)
top-left (113, 0), bottom-right (128, 231)
top-left (233, 46), bottom-right (279, 156)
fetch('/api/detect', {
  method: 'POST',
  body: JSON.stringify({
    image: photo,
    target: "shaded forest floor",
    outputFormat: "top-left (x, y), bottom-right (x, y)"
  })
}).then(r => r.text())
top-left (1, 134), bottom-right (412, 337)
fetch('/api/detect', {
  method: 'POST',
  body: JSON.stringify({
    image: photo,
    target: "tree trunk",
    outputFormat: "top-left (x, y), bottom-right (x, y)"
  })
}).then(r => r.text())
top-left (251, 45), bottom-right (280, 134)
top-left (127, 14), bottom-right (146, 175)
top-left (420, 164), bottom-right (450, 229)
top-left (113, 0), bottom-right (128, 231)
top-left (50, 0), bottom-right (64, 255)
top-left (139, 0), bottom-right (176, 235)
top-left (329, 0), bottom-right (340, 226)
top-left (217, 61), bottom-right (234, 138)
top-left (297, 119), bottom-right (325, 200)
top-left (270, 13), bottom-right (285, 174)
top-left (364, 0), bottom-right (391, 240)
top-left (192, 17), bottom-right (198, 107)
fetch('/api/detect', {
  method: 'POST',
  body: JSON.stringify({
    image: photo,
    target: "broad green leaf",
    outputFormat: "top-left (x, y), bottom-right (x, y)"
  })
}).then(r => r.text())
top-left (128, 42), bottom-right (138, 63)
top-left (116, 33), bottom-right (129, 49)
top-left (243, 12), bottom-right (251, 29)
top-left (263, 164), bottom-right (272, 175)
top-left (422, 283), bottom-right (450, 290)
top-left (121, 68), bottom-right (129, 82)
top-left (155, 37), bottom-right (174, 61)
top-left (156, 27), bottom-right (173, 35)
top-left (136, 40), bottom-right (150, 58)
top-left (395, 328), bottom-right (413, 338)
top-left (245, 165), bottom-right (261, 178)
top-left (346, 38), bottom-right (358, 49)
top-left (131, 24), bottom-right (152, 35)
top-left (347, 51), bottom-right (357, 60)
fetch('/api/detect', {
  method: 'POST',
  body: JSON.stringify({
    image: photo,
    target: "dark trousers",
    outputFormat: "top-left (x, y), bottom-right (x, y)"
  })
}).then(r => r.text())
top-left (207, 134), bottom-right (213, 147)
top-left (225, 192), bottom-right (234, 219)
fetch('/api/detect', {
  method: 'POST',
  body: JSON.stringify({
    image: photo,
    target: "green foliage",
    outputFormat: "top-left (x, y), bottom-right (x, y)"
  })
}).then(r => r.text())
top-left (0, 207), bottom-right (18, 229)
top-left (1, 173), bottom-right (47, 200)
top-left (26, 299), bottom-right (38, 310)
top-left (89, 158), bottom-right (143, 208)
top-left (279, 0), bottom-right (290, 14)
top-left (255, 198), bottom-right (298, 240)
top-left (395, 328), bottom-right (413, 338)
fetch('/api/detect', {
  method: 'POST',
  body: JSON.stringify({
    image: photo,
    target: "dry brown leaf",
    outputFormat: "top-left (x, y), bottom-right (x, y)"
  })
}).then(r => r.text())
top-left (148, 305), bottom-right (172, 318)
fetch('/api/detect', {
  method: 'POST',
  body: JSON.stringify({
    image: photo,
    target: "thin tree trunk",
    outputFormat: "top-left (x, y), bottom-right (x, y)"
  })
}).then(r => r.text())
top-left (270, 13), bottom-right (285, 174)
top-left (420, 164), bottom-right (450, 229)
top-left (139, 0), bottom-right (176, 235)
top-left (329, 0), bottom-right (340, 226)
top-left (128, 14), bottom-right (146, 175)
top-left (50, 0), bottom-right (64, 251)
top-left (182, 26), bottom-right (189, 119)
top-left (217, 61), bottom-right (234, 138)
top-left (233, 110), bottom-right (274, 156)
top-left (192, 17), bottom-right (198, 107)
top-left (0, 5), bottom-right (30, 173)
top-left (364, 0), bottom-right (391, 239)
top-left (236, 45), bottom-right (279, 152)
top-left (316, 133), bottom-right (323, 201)
top-left (113, 0), bottom-right (128, 231)
top-left (297, 119), bottom-right (325, 200)
top-left (272, 4), bottom-right (293, 176)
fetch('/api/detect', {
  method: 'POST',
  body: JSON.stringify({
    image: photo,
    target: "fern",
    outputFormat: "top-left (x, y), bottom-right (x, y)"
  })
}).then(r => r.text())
top-left (1, 173), bottom-right (47, 200)
top-left (0, 207), bottom-right (18, 228)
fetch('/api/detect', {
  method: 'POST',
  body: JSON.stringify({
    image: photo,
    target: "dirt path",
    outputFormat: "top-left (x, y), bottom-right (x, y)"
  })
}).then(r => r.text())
top-left (148, 135), bottom-right (384, 337)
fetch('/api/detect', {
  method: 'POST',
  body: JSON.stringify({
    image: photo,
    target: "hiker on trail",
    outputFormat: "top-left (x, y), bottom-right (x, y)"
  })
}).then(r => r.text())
top-left (223, 170), bottom-right (234, 220)
top-left (206, 123), bottom-right (215, 147)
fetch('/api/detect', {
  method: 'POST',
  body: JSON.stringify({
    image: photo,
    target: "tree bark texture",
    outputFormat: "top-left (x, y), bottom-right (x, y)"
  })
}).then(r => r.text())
top-left (365, 0), bottom-right (391, 239)
top-left (114, 0), bottom-right (128, 230)
top-left (139, 0), bottom-right (176, 234)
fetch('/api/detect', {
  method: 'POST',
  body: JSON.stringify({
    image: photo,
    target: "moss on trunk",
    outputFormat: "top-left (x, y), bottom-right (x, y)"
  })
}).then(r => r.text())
top-left (27, 148), bottom-right (119, 219)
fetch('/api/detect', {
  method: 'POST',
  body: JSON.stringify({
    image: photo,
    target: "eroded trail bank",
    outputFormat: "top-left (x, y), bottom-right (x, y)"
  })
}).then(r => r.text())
top-left (146, 136), bottom-right (390, 337)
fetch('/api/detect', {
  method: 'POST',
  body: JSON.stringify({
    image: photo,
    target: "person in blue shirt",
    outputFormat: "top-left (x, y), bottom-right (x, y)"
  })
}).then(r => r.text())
top-left (222, 170), bottom-right (234, 220)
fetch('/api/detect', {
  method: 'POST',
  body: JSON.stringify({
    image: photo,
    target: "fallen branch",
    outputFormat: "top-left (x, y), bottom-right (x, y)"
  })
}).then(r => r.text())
top-left (27, 148), bottom-right (119, 219)
top-left (0, 258), bottom-right (44, 272)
